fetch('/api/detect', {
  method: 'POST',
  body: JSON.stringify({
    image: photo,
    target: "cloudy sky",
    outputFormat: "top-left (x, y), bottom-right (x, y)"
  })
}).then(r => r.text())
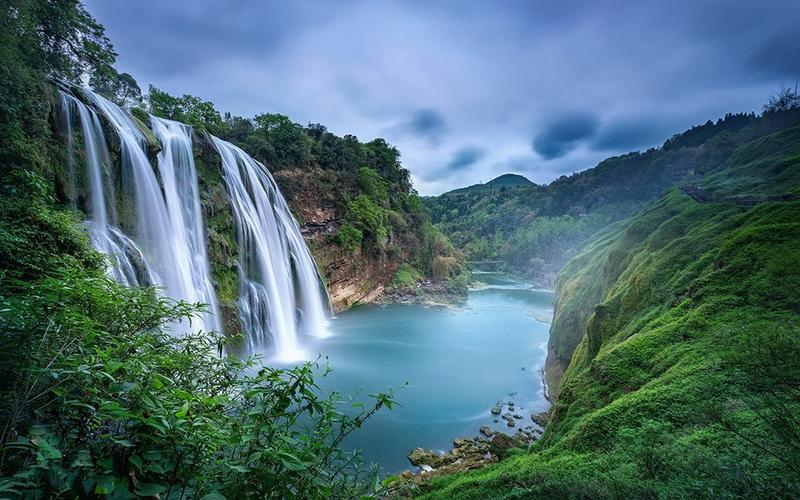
top-left (85, 0), bottom-right (800, 195)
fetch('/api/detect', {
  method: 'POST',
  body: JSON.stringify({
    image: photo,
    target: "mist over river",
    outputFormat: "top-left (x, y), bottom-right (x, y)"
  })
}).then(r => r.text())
top-left (271, 272), bottom-right (554, 473)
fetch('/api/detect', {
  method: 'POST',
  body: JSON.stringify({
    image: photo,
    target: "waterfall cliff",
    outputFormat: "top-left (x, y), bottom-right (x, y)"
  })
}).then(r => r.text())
top-left (58, 88), bottom-right (329, 356)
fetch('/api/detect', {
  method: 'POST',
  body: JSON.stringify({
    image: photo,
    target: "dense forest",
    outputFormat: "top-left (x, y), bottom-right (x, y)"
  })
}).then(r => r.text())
top-left (425, 104), bottom-right (800, 277)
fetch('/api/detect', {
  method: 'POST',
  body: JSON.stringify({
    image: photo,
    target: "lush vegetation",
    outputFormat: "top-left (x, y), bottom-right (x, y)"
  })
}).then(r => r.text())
top-left (4, 1), bottom-right (800, 498)
top-left (416, 125), bottom-right (800, 498)
top-left (0, 181), bottom-right (393, 498)
top-left (425, 106), bottom-right (800, 277)
top-left (0, 1), bottom-right (397, 497)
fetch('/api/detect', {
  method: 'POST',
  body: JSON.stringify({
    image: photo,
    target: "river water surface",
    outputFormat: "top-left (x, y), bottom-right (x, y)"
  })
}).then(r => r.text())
top-left (280, 272), bottom-right (554, 473)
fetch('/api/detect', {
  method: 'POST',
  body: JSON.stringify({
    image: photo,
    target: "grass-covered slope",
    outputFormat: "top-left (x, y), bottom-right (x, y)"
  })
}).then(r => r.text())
top-left (417, 127), bottom-right (800, 498)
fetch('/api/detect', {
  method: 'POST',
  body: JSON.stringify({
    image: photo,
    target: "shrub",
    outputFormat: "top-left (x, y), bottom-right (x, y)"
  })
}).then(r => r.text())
top-left (0, 271), bottom-right (392, 498)
top-left (334, 223), bottom-right (363, 253)
top-left (357, 167), bottom-right (388, 204)
top-left (390, 263), bottom-right (423, 287)
top-left (345, 194), bottom-right (387, 242)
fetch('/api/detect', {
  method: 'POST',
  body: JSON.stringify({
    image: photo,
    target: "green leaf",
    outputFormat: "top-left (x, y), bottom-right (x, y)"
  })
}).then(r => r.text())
top-left (200, 493), bottom-right (227, 500)
top-left (71, 449), bottom-right (93, 468)
top-left (134, 483), bottom-right (166, 496)
top-left (94, 475), bottom-right (116, 495)
top-left (278, 451), bottom-right (307, 472)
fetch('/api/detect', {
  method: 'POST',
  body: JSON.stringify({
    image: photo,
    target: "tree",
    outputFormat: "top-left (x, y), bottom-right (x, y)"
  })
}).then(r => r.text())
top-left (764, 85), bottom-right (800, 114)
top-left (0, 0), bottom-right (118, 170)
top-left (90, 68), bottom-right (142, 107)
top-left (147, 86), bottom-right (226, 134)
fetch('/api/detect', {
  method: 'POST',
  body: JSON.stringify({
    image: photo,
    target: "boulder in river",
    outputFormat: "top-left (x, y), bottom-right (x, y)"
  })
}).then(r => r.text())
top-left (531, 411), bottom-right (549, 427)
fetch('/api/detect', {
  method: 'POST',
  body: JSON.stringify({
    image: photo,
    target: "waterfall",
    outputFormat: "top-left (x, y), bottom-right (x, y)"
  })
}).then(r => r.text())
top-left (59, 89), bottom-right (220, 333)
top-left (210, 135), bottom-right (329, 361)
top-left (85, 91), bottom-right (221, 334)
top-left (58, 91), bottom-right (154, 287)
top-left (58, 87), bottom-right (330, 355)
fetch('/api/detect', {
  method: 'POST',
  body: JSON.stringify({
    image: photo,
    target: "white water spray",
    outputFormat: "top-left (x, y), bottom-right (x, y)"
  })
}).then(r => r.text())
top-left (210, 135), bottom-right (329, 361)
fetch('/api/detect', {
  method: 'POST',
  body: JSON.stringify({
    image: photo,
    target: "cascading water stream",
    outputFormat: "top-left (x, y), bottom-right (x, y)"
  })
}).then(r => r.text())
top-left (58, 90), bottom-right (154, 286)
top-left (60, 89), bottom-right (220, 333)
top-left (210, 135), bottom-right (329, 361)
top-left (86, 91), bottom-right (221, 334)
top-left (149, 116), bottom-right (222, 334)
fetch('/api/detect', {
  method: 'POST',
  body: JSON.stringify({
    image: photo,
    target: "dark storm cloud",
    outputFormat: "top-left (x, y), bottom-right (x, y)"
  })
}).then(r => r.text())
top-left (447, 147), bottom-right (485, 171)
top-left (83, 0), bottom-right (800, 194)
top-left (418, 146), bottom-right (485, 182)
top-left (392, 109), bottom-right (448, 144)
top-left (747, 28), bottom-right (800, 79)
top-left (590, 117), bottom-right (674, 152)
top-left (533, 113), bottom-right (599, 160)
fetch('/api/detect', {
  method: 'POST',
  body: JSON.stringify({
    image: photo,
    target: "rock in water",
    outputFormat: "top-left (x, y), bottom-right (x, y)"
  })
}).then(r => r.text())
top-left (480, 426), bottom-right (494, 437)
top-left (531, 411), bottom-right (549, 427)
top-left (491, 406), bottom-right (502, 415)
top-left (453, 437), bottom-right (471, 448)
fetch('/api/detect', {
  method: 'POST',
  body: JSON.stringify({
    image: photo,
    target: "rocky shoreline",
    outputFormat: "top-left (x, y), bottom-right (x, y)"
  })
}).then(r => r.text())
top-left (376, 281), bottom-right (468, 308)
top-left (383, 402), bottom-right (550, 497)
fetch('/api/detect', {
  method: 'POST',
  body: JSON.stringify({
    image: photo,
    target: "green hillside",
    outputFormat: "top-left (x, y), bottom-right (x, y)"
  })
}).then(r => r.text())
top-left (486, 174), bottom-right (533, 188)
top-left (415, 126), bottom-right (800, 498)
top-left (424, 110), bottom-right (800, 277)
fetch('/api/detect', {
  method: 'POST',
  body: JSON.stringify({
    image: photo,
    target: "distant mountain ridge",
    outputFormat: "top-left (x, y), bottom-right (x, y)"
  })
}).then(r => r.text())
top-left (423, 106), bottom-right (800, 277)
top-left (442, 173), bottom-right (534, 195)
top-left (486, 173), bottom-right (533, 187)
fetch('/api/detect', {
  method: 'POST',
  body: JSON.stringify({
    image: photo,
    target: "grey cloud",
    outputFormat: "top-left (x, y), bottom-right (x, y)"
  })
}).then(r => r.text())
top-left (447, 147), bottom-right (485, 171)
top-left (748, 28), bottom-right (800, 79)
top-left (417, 146), bottom-right (486, 182)
top-left (393, 109), bottom-right (448, 144)
top-left (533, 113), bottom-right (599, 160)
top-left (590, 117), bottom-right (672, 152)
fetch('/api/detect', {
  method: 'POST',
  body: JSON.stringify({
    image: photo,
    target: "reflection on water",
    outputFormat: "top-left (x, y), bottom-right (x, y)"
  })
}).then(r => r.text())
top-left (271, 273), bottom-right (554, 473)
